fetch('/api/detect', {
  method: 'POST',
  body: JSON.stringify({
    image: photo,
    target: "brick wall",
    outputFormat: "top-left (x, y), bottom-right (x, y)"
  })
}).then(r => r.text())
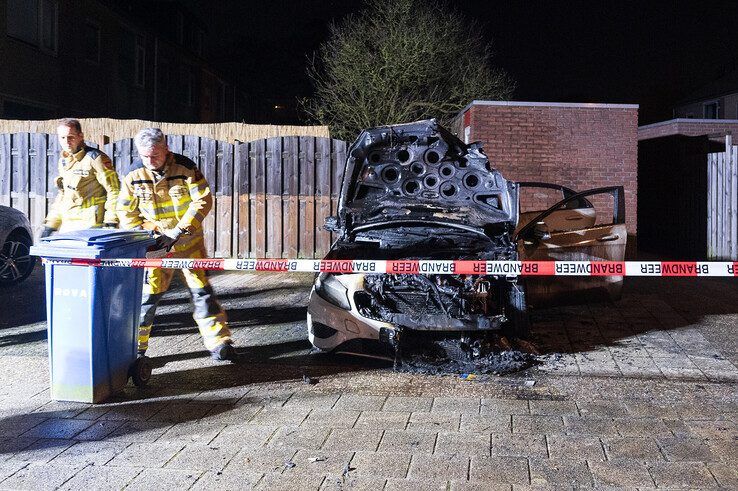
top-left (455, 101), bottom-right (639, 234)
top-left (638, 118), bottom-right (738, 141)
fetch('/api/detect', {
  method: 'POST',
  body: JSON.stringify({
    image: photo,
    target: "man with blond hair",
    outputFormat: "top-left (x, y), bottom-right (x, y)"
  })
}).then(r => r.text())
top-left (117, 127), bottom-right (236, 361)
top-left (42, 118), bottom-right (119, 235)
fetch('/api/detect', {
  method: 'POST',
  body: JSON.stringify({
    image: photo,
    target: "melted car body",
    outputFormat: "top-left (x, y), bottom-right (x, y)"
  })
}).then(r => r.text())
top-left (307, 119), bottom-right (627, 355)
top-left (308, 120), bottom-right (529, 353)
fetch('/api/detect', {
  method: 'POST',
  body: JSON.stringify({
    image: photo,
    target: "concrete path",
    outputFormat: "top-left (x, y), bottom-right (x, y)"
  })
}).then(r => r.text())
top-left (0, 266), bottom-right (735, 490)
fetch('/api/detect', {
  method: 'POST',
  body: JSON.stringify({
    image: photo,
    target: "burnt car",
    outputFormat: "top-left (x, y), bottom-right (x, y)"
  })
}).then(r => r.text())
top-left (307, 120), bottom-right (626, 354)
top-left (0, 205), bottom-right (36, 286)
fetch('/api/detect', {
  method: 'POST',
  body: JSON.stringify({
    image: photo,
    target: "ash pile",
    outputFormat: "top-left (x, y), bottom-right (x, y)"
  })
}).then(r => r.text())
top-left (394, 330), bottom-right (539, 376)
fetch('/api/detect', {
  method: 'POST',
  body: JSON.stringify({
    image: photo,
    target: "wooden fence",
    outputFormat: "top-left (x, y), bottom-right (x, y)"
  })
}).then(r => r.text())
top-left (0, 133), bottom-right (347, 259)
top-left (707, 138), bottom-right (738, 260)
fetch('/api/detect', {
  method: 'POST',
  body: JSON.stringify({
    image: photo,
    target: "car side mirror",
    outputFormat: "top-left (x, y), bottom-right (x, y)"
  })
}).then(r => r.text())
top-left (532, 222), bottom-right (551, 240)
top-left (324, 216), bottom-right (340, 233)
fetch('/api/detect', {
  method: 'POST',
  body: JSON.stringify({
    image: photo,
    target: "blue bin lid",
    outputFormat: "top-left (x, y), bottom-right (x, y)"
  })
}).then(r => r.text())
top-left (41, 229), bottom-right (153, 248)
top-left (31, 229), bottom-right (156, 259)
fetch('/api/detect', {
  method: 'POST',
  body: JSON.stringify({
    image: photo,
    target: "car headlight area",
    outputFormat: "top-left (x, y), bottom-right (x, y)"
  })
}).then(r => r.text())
top-left (314, 273), bottom-right (351, 310)
top-left (307, 273), bottom-right (396, 352)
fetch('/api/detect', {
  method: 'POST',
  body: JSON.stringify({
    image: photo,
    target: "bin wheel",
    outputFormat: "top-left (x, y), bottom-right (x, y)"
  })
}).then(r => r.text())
top-left (130, 356), bottom-right (152, 387)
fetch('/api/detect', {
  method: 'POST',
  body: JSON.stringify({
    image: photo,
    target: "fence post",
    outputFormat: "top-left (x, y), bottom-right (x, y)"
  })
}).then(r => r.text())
top-left (96, 135), bottom-right (109, 150)
top-left (728, 134), bottom-right (737, 259)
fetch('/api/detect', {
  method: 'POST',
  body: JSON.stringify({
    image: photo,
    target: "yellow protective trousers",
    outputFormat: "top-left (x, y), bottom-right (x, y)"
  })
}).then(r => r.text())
top-left (139, 267), bottom-right (232, 353)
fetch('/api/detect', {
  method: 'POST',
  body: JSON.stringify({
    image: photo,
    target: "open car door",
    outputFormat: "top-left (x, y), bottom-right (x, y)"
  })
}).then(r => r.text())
top-left (515, 182), bottom-right (597, 236)
top-left (515, 186), bottom-right (627, 306)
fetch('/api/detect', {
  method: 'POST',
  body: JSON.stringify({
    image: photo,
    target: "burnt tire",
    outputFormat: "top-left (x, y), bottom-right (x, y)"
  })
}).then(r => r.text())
top-left (504, 283), bottom-right (530, 339)
top-left (0, 232), bottom-right (35, 287)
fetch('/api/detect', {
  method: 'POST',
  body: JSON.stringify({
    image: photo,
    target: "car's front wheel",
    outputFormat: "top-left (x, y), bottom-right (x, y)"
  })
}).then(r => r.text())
top-left (0, 232), bottom-right (36, 287)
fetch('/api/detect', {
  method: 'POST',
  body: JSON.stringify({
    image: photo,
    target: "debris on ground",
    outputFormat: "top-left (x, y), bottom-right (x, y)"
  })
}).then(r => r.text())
top-left (515, 339), bottom-right (541, 355)
top-left (395, 333), bottom-right (539, 376)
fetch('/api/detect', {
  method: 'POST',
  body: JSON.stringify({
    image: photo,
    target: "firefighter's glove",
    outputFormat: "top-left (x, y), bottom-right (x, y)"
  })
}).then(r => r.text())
top-left (103, 223), bottom-right (117, 229)
top-left (155, 227), bottom-right (183, 251)
top-left (40, 226), bottom-right (56, 239)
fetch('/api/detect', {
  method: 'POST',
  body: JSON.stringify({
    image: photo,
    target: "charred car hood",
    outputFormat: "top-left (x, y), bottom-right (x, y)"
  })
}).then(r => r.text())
top-left (326, 222), bottom-right (516, 261)
top-left (336, 119), bottom-right (519, 235)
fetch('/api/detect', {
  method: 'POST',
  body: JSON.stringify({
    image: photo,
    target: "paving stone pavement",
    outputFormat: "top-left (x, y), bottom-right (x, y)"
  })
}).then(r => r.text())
top-left (0, 266), bottom-right (736, 489)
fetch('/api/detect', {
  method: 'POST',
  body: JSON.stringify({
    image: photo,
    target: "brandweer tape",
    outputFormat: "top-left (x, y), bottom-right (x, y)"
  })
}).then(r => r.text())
top-left (319, 260), bottom-right (377, 273)
top-left (483, 262), bottom-right (523, 274)
top-left (660, 263), bottom-right (708, 276)
top-left (35, 258), bottom-right (738, 277)
top-left (556, 262), bottom-right (590, 274)
top-left (389, 261), bottom-right (419, 273)
top-left (420, 262), bottom-right (455, 274)
top-left (591, 262), bottom-right (624, 275)
top-left (555, 262), bottom-right (625, 275)
top-left (161, 259), bottom-right (224, 270)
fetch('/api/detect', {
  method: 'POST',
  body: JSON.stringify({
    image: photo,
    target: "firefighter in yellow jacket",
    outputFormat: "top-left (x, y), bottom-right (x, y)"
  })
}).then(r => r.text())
top-left (117, 128), bottom-right (235, 361)
top-left (42, 119), bottom-right (119, 235)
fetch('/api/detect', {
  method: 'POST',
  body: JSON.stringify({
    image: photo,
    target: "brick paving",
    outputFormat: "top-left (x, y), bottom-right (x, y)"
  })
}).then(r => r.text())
top-left (0, 266), bottom-right (735, 489)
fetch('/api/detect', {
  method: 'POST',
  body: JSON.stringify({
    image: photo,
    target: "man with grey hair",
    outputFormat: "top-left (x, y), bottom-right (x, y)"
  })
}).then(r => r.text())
top-left (117, 127), bottom-right (236, 361)
top-left (42, 118), bottom-right (119, 235)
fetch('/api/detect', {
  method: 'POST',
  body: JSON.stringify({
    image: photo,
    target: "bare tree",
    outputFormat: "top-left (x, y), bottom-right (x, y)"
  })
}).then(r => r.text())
top-left (302, 0), bottom-right (515, 140)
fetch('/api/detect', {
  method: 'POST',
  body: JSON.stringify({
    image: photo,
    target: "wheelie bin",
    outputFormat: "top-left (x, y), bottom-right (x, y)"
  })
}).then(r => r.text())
top-left (30, 229), bottom-right (156, 403)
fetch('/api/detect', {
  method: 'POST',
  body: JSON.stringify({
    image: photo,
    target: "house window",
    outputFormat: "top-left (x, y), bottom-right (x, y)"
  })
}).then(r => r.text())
top-left (81, 20), bottom-right (100, 64)
top-left (3, 99), bottom-right (53, 119)
top-left (118, 31), bottom-right (144, 87)
top-left (39, 0), bottom-right (57, 52)
top-left (118, 31), bottom-right (134, 84)
top-left (704, 101), bottom-right (719, 119)
top-left (135, 35), bottom-right (145, 87)
top-left (176, 12), bottom-right (185, 45)
top-left (188, 71), bottom-right (196, 106)
top-left (6, 0), bottom-right (38, 45)
top-left (193, 29), bottom-right (203, 57)
top-left (220, 83), bottom-right (227, 119)
top-left (179, 66), bottom-right (194, 106)
top-left (6, 0), bottom-right (57, 53)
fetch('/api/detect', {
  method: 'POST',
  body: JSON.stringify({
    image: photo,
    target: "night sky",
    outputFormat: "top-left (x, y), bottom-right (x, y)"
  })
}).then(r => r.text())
top-left (189, 0), bottom-right (738, 124)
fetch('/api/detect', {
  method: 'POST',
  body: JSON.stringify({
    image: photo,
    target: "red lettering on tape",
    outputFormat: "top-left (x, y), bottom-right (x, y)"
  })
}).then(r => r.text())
top-left (453, 261), bottom-right (486, 274)
top-left (590, 261), bottom-right (625, 276)
top-left (70, 258), bottom-right (100, 266)
top-left (132, 259), bottom-right (161, 268)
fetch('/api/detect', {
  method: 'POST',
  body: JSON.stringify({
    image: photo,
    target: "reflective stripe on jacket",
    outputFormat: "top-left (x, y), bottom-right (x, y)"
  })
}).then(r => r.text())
top-left (117, 152), bottom-right (212, 257)
top-left (44, 146), bottom-right (120, 230)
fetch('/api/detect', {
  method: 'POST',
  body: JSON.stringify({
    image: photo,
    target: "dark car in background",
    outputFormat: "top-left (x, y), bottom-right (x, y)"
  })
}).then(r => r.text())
top-left (0, 205), bottom-right (36, 286)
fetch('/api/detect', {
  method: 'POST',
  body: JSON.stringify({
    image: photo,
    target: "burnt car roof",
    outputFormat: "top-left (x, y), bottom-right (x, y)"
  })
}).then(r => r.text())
top-left (337, 119), bottom-right (518, 234)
